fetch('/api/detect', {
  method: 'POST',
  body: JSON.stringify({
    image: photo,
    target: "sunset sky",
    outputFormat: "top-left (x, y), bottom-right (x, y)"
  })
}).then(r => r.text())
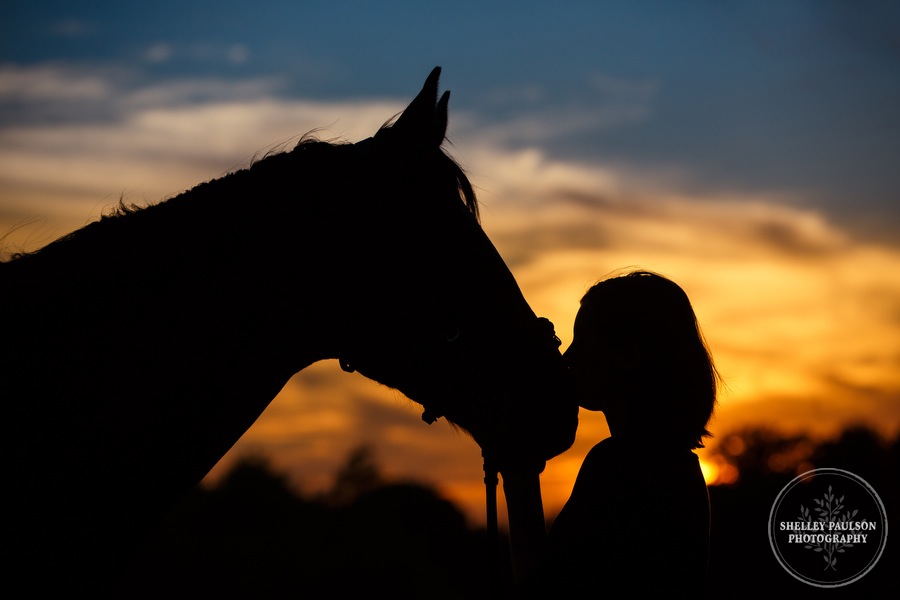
top-left (2, 1), bottom-right (899, 526)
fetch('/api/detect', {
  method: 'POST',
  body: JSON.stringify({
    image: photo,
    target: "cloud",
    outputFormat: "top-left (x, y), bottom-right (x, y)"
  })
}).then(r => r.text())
top-left (459, 71), bottom-right (660, 150)
top-left (140, 41), bottom-right (252, 66)
top-left (143, 43), bottom-right (175, 64)
top-left (227, 44), bottom-right (250, 65)
top-left (0, 66), bottom-right (405, 254)
top-left (200, 138), bottom-right (899, 520)
top-left (454, 145), bottom-right (900, 507)
top-left (50, 18), bottom-right (98, 38)
top-left (0, 64), bottom-right (115, 103)
top-left (442, 141), bottom-right (900, 445)
top-left (0, 95), bottom-right (398, 215)
top-left (0, 63), bottom-right (283, 119)
top-left (3, 63), bottom-right (898, 524)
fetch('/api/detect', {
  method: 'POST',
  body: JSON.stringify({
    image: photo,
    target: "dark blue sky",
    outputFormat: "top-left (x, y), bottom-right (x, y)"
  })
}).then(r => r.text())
top-left (3, 0), bottom-right (899, 241)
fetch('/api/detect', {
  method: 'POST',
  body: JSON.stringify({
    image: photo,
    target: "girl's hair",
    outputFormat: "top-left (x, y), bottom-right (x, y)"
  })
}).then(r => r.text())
top-left (580, 269), bottom-right (719, 449)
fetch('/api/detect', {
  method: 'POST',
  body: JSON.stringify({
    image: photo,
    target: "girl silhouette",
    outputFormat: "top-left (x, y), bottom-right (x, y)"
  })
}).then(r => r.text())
top-left (543, 269), bottom-right (720, 596)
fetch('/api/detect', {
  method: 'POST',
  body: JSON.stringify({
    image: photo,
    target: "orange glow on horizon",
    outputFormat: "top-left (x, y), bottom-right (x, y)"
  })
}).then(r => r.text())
top-left (699, 454), bottom-right (740, 487)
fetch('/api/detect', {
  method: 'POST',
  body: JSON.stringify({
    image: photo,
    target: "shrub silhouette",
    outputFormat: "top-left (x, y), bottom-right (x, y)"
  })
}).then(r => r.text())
top-left (118, 427), bottom-right (896, 598)
top-left (119, 449), bottom-right (504, 598)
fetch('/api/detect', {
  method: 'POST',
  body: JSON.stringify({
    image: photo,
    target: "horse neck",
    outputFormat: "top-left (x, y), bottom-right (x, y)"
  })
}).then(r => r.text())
top-left (5, 158), bottom-right (354, 377)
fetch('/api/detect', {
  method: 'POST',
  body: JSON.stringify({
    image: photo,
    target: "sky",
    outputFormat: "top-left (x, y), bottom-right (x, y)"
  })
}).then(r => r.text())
top-left (2, 1), bottom-right (899, 526)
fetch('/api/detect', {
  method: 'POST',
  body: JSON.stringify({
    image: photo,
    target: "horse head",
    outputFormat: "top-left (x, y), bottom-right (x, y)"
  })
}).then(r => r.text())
top-left (333, 67), bottom-right (578, 473)
top-left (0, 66), bottom-right (575, 594)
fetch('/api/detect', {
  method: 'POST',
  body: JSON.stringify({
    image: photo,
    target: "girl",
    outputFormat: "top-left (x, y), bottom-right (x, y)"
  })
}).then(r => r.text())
top-left (543, 269), bottom-right (720, 596)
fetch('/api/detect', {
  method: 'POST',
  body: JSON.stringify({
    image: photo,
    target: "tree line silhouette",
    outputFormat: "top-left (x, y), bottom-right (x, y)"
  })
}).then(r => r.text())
top-left (114, 426), bottom-right (897, 598)
top-left (705, 424), bottom-right (896, 599)
top-left (117, 445), bottom-right (508, 598)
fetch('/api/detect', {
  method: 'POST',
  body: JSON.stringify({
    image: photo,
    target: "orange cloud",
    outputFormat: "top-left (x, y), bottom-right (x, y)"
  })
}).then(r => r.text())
top-left (467, 146), bottom-right (900, 439)
top-left (3, 71), bottom-right (898, 525)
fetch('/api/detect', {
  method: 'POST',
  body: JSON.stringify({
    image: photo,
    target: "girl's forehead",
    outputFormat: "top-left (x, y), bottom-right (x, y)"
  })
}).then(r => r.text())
top-left (575, 302), bottom-right (603, 326)
top-left (573, 305), bottom-right (605, 340)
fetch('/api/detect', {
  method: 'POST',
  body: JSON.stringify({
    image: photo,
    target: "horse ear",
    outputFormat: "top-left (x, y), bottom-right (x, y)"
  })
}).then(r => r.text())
top-left (431, 90), bottom-right (450, 147)
top-left (391, 66), bottom-right (448, 147)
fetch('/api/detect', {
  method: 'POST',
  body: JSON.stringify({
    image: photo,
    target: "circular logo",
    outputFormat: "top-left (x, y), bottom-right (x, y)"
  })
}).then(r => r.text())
top-left (768, 468), bottom-right (888, 587)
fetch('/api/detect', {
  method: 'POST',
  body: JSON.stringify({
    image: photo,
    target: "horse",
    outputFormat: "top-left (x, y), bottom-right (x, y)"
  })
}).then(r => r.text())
top-left (0, 67), bottom-right (578, 595)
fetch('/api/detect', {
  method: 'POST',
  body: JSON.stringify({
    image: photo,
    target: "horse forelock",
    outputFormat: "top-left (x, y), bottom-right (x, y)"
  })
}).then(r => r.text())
top-left (441, 147), bottom-right (480, 224)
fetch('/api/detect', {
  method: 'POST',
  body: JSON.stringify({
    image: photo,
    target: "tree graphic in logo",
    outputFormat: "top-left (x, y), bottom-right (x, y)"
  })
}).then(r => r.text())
top-left (798, 485), bottom-right (857, 570)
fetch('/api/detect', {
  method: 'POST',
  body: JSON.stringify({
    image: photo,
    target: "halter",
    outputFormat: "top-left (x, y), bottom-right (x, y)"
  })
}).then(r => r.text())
top-left (339, 312), bottom-right (562, 594)
top-left (426, 316), bottom-right (561, 594)
top-left (479, 316), bottom-right (560, 595)
top-left (414, 316), bottom-right (561, 425)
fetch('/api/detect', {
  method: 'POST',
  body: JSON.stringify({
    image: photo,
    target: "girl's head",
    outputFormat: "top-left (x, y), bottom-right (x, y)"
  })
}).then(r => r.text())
top-left (565, 269), bottom-right (719, 449)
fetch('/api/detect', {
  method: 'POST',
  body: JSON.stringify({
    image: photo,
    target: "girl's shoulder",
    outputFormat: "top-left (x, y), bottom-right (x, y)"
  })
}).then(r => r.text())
top-left (582, 435), bottom-right (702, 480)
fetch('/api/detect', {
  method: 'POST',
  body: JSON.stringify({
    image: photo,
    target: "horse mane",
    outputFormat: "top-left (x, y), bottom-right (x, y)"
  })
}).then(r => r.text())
top-left (1, 128), bottom-right (479, 265)
top-left (435, 144), bottom-right (479, 221)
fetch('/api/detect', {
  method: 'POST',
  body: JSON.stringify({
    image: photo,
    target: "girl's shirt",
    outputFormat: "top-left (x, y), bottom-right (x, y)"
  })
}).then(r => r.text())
top-left (543, 435), bottom-right (710, 596)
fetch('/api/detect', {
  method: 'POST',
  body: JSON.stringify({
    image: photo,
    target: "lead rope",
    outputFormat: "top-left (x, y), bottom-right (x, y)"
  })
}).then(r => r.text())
top-left (483, 452), bottom-right (501, 597)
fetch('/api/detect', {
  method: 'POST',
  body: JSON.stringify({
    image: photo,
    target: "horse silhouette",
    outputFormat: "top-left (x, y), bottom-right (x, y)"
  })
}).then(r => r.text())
top-left (1, 67), bottom-right (578, 594)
